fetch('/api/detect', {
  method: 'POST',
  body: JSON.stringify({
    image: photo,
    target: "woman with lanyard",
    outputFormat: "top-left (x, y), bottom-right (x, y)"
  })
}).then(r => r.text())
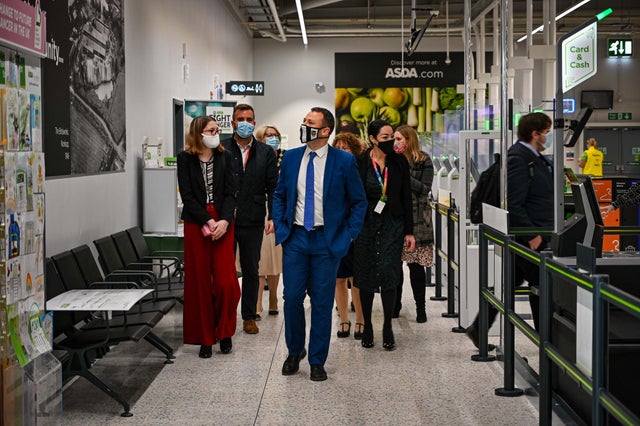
top-left (353, 119), bottom-right (415, 351)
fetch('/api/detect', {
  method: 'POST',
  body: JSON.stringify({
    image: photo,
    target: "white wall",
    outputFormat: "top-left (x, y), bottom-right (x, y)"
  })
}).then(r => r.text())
top-left (44, 0), bottom-right (252, 255)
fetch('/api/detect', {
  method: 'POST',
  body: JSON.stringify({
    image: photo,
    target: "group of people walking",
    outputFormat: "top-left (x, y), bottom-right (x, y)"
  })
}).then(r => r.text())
top-left (177, 104), bottom-right (435, 381)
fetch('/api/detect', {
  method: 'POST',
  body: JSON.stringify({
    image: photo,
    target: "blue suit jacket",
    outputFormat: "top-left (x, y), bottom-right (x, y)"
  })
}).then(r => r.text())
top-left (273, 145), bottom-right (367, 258)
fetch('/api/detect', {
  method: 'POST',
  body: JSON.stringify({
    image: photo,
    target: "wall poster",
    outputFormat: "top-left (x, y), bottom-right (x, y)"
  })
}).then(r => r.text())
top-left (41, 0), bottom-right (124, 177)
top-left (335, 52), bottom-right (466, 148)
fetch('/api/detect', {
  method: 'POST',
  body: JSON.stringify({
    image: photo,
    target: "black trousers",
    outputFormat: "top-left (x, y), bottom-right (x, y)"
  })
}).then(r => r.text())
top-left (234, 225), bottom-right (264, 320)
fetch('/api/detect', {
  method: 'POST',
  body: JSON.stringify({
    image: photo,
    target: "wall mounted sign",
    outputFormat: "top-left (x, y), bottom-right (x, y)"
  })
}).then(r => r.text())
top-left (0, 0), bottom-right (47, 57)
top-left (225, 81), bottom-right (264, 96)
top-left (607, 39), bottom-right (632, 57)
top-left (607, 112), bottom-right (632, 120)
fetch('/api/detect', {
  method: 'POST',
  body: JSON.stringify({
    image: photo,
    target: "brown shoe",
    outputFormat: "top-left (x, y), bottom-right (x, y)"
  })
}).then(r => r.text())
top-left (243, 319), bottom-right (259, 334)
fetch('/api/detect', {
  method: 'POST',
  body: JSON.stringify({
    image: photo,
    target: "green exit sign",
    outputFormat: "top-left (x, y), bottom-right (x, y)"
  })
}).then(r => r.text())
top-left (608, 112), bottom-right (633, 120)
top-left (608, 39), bottom-right (633, 57)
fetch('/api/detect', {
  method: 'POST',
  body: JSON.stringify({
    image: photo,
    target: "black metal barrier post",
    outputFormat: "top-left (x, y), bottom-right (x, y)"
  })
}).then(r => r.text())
top-left (471, 224), bottom-right (496, 362)
top-left (495, 235), bottom-right (524, 397)
top-left (451, 208), bottom-right (464, 332)
top-left (538, 251), bottom-right (553, 424)
top-left (443, 206), bottom-right (458, 318)
top-left (431, 203), bottom-right (447, 301)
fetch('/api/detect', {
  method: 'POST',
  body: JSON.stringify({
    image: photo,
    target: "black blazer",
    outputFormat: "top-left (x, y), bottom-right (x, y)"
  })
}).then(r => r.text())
top-left (357, 149), bottom-right (414, 235)
top-left (177, 149), bottom-right (237, 226)
top-left (222, 136), bottom-right (278, 226)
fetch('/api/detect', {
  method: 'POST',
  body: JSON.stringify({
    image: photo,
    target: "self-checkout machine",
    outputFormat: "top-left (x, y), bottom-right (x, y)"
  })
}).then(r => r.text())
top-left (456, 131), bottom-right (507, 332)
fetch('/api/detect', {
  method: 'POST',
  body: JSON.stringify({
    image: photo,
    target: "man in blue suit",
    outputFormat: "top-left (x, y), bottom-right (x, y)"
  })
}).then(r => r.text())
top-left (273, 107), bottom-right (367, 381)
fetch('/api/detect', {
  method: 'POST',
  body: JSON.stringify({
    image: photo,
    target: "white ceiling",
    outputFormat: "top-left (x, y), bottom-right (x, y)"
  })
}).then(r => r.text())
top-left (224, 0), bottom-right (640, 43)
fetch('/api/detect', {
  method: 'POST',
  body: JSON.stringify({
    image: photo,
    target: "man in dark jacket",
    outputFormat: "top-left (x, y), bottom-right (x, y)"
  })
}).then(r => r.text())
top-left (222, 104), bottom-right (278, 334)
top-left (466, 112), bottom-right (553, 349)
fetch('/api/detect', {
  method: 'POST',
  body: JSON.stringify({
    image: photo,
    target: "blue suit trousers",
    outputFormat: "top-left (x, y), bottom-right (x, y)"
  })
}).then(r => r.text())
top-left (282, 226), bottom-right (340, 366)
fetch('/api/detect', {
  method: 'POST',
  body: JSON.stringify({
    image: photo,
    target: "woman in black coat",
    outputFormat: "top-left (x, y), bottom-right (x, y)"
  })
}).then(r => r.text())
top-left (353, 119), bottom-right (415, 351)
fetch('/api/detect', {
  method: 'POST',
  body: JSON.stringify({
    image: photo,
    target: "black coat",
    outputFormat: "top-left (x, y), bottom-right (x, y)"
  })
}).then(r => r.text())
top-left (357, 149), bottom-right (413, 235)
top-left (177, 149), bottom-right (237, 226)
top-left (507, 142), bottom-right (554, 238)
top-left (222, 136), bottom-right (278, 226)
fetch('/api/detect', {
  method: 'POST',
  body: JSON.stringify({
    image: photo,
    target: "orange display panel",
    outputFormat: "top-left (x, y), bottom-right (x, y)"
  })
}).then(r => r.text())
top-left (602, 234), bottom-right (620, 252)
top-left (593, 179), bottom-right (612, 203)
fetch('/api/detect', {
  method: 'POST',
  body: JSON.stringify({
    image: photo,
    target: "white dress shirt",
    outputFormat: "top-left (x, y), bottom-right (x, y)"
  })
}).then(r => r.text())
top-left (294, 144), bottom-right (328, 227)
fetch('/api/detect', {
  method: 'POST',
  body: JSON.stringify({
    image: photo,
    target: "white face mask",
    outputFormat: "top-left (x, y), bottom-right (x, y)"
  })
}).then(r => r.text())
top-left (201, 133), bottom-right (220, 149)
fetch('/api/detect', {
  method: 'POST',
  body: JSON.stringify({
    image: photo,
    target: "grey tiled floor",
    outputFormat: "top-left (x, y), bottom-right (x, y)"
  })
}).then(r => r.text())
top-left (60, 269), bottom-right (544, 425)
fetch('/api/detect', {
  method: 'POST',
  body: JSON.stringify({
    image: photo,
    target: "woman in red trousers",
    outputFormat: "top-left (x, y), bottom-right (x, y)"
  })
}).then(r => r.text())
top-left (177, 115), bottom-right (240, 358)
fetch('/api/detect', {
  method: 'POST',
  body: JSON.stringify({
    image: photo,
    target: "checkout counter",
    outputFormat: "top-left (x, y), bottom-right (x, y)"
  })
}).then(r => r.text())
top-left (548, 177), bottom-right (640, 424)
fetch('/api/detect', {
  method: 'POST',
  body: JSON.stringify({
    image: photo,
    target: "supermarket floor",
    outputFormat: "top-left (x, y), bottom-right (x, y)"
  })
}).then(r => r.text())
top-left (60, 267), bottom-right (567, 425)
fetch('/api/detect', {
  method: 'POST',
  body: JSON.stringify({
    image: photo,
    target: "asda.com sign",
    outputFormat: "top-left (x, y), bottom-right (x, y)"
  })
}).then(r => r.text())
top-left (336, 52), bottom-right (466, 87)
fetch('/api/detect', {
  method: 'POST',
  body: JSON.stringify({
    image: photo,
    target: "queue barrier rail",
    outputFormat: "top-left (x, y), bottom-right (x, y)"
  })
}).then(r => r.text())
top-left (476, 223), bottom-right (640, 426)
top-left (432, 201), bottom-right (460, 320)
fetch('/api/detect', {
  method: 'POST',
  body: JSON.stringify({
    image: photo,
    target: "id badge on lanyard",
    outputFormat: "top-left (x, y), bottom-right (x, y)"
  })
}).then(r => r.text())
top-left (372, 158), bottom-right (388, 214)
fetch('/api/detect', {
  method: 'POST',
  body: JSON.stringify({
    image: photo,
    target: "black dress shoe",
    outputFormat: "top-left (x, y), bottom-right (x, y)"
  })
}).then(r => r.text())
top-left (199, 345), bottom-right (212, 358)
top-left (354, 323), bottom-right (364, 340)
top-left (282, 348), bottom-right (307, 375)
top-left (336, 321), bottom-right (351, 338)
top-left (416, 307), bottom-right (427, 323)
top-left (310, 365), bottom-right (327, 381)
top-left (383, 326), bottom-right (396, 351)
top-left (220, 338), bottom-right (232, 354)
top-left (465, 324), bottom-right (496, 351)
top-left (361, 323), bottom-right (374, 348)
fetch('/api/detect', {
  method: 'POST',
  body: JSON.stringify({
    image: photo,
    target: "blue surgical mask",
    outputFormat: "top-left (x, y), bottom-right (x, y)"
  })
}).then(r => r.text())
top-left (236, 121), bottom-right (254, 139)
top-left (265, 135), bottom-right (280, 150)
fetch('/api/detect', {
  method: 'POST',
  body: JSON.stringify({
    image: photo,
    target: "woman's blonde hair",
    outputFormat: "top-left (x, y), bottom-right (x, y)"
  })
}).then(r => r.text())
top-left (395, 125), bottom-right (425, 164)
top-left (184, 115), bottom-right (224, 154)
top-left (256, 124), bottom-right (282, 142)
top-left (586, 137), bottom-right (597, 148)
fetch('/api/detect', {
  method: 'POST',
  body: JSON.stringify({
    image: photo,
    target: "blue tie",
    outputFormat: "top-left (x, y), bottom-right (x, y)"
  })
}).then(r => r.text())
top-left (304, 152), bottom-right (317, 231)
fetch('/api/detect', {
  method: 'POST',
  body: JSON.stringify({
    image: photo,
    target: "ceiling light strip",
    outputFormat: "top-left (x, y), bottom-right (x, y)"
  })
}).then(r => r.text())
top-left (295, 0), bottom-right (308, 45)
top-left (516, 0), bottom-right (591, 43)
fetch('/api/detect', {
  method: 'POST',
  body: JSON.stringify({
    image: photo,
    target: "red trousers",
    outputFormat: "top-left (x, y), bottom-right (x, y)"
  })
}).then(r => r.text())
top-left (183, 204), bottom-right (241, 346)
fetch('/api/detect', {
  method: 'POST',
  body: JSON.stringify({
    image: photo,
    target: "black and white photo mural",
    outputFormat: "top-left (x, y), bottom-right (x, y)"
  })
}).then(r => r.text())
top-left (42, 0), bottom-right (125, 177)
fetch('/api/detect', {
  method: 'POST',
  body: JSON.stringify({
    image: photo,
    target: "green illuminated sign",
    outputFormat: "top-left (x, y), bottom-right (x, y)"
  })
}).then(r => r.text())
top-left (608, 39), bottom-right (633, 57)
top-left (608, 112), bottom-right (633, 120)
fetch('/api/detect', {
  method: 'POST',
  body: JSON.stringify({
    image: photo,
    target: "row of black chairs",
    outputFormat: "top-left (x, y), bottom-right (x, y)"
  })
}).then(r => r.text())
top-left (46, 227), bottom-right (184, 417)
